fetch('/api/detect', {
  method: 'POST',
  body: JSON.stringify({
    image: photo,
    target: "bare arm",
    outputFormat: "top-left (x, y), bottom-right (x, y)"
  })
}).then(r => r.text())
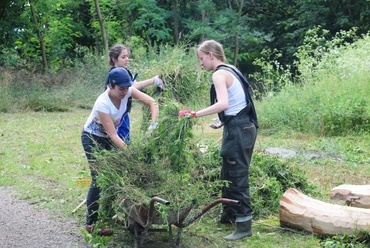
top-left (98, 111), bottom-right (128, 151)
top-left (131, 88), bottom-right (159, 123)
top-left (132, 77), bottom-right (155, 90)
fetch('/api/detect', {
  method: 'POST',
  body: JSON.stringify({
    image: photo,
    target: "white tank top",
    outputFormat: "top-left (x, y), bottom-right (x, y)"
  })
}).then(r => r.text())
top-left (224, 73), bottom-right (247, 116)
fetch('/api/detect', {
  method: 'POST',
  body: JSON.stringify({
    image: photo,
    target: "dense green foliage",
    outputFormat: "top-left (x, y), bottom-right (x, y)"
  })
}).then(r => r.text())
top-left (1, 0), bottom-right (370, 76)
top-left (250, 152), bottom-right (318, 217)
top-left (258, 29), bottom-right (370, 136)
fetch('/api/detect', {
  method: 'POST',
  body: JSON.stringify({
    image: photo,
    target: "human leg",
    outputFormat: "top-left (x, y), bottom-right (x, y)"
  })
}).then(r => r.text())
top-left (221, 154), bottom-right (253, 240)
top-left (85, 174), bottom-right (112, 236)
top-left (220, 118), bottom-right (257, 240)
top-left (86, 169), bottom-right (100, 225)
top-left (81, 131), bottom-right (113, 236)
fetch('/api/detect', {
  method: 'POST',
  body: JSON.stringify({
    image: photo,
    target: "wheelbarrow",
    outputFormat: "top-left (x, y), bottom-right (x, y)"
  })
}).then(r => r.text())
top-left (120, 196), bottom-right (240, 248)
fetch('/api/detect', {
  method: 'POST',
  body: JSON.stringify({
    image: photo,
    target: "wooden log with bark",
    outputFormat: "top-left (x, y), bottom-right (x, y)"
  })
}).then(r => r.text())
top-left (280, 188), bottom-right (370, 236)
top-left (330, 184), bottom-right (370, 208)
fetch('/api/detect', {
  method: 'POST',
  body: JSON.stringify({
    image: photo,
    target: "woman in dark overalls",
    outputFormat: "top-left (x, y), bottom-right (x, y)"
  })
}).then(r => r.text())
top-left (178, 39), bottom-right (258, 241)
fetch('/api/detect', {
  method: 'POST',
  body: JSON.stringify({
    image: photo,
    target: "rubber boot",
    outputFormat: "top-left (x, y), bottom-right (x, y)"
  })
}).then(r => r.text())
top-left (223, 219), bottom-right (252, 241)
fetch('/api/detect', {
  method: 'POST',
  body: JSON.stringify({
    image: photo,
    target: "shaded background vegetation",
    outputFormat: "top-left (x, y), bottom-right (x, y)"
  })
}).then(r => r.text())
top-left (1, 0), bottom-right (370, 120)
top-left (1, 0), bottom-right (370, 75)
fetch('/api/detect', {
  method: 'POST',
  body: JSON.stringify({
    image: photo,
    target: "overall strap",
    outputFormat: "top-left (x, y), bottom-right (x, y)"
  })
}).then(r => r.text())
top-left (209, 84), bottom-right (225, 123)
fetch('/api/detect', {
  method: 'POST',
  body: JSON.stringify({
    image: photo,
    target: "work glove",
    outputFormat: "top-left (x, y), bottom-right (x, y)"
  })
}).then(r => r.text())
top-left (148, 122), bottom-right (158, 131)
top-left (154, 75), bottom-right (165, 90)
top-left (147, 122), bottom-right (158, 137)
top-left (178, 109), bottom-right (191, 118)
top-left (178, 110), bottom-right (197, 118)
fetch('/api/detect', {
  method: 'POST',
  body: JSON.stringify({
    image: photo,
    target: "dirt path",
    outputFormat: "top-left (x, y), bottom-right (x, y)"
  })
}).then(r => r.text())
top-left (0, 187), bottom-right (87, 248)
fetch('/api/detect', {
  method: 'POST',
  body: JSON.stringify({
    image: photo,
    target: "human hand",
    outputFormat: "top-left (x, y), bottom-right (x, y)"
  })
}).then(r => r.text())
top-left (178, 110), bottom-right (196, 118)
top-left (148, 122), bottom-right (158, 131)
top-left (178, 110), bottom-right (191, 118)
top-left (121, 142), bottom-right (130, 154)
top-left (147, 122), bottom-right (158, 137)
top-left (209, 118), bottom-right (223, 129)
top-left (154, 75), bottom-right (165, 90)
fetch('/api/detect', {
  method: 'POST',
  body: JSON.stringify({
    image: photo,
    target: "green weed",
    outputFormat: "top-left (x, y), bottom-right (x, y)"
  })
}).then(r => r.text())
top-left (257, 28), bottom-right (370, 136)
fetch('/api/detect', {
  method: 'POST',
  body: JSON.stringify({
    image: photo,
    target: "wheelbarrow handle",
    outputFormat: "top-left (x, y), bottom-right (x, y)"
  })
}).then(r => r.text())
top-left (150, 196), bottom-right (170, 207)
top-left (217, 198), bottom-right (240, 206)
top-left (146, 196), bottom-right (170, 228)
top-left (202, 198), bottom-right (240, 214)
top-left (177, 198), bottom-right (240, 228)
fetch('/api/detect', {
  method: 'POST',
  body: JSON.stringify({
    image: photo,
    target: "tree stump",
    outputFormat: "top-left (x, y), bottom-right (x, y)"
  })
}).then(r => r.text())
top-left (280, 188), bottom-right (370, 236)
top-left (330, 184), bottom-right (370, 208)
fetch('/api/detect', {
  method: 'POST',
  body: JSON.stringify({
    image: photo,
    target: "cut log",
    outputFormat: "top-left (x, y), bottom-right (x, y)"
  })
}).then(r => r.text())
top-left (280, 188), bottom-right (370, 236)
top-left (330, 184), bottom-right (370, 208)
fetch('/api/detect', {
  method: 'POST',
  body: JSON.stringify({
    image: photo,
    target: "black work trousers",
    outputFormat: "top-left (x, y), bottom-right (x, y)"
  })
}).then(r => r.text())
top-left (81, 131), bottom-right (114, 225)
top-left (220, 113), bottom-right (257, 219)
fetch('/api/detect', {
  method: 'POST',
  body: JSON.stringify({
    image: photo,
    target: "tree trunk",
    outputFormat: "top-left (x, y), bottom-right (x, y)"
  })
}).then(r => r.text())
top-left (280, 188), bottom-right (370, 236)
top-left (200, 2), bottom-right (205, 42)
top-left (330, 184), bottom-right (370, 208)
top-left (172, 0), bottom-right (179, 45)
top-left (94, 0), bottom-right (108, 57)
top-left (29, 0), bottom-right (47, 71)
top-left (232, 0), bottom-right (244, 66)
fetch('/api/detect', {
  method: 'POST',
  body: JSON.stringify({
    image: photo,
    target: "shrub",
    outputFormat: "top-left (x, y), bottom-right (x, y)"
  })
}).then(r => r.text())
top-left (258, 29), bottom-right (370, 136)
top-left (250, 152), bottom-right (318, 218)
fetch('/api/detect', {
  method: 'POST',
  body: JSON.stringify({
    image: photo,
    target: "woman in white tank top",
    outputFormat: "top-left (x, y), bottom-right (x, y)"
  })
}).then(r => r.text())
top-left (178, 39), bottom-right (257, 241)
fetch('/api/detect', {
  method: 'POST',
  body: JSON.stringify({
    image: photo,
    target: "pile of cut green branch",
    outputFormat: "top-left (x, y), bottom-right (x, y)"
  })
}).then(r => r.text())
top-left (95, 101), bottom-right (224, 225)
top-left (95, 101), bottom-right (318, 226)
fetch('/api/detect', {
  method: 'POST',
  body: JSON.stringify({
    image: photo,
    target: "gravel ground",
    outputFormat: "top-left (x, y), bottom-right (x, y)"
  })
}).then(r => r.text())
top-left (0, 187), bottom-right (88, 248)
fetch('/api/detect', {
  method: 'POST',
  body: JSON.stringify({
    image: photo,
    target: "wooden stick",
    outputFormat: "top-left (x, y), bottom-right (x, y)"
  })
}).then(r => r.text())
top-left (72, 199), bottom-right (86, 213)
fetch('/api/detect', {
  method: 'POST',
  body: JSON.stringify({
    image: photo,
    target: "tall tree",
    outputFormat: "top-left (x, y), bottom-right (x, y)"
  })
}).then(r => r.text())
top-left (172, 0), bottom-right (180, 44)
top-left (2, 0), bottom-right (370, 74)
top-left (29, 0), bottom-right (48, 71)
top-left (231, 0), bottom-right (244, 65)
top-left (93, 0), bottom-right (108, 57)
top-left (0, 0), bottom-right (28, 66)
top-left (119, 0), bottom-right (173, 45)
top-left (2, 0), bottom-right (84, 71)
